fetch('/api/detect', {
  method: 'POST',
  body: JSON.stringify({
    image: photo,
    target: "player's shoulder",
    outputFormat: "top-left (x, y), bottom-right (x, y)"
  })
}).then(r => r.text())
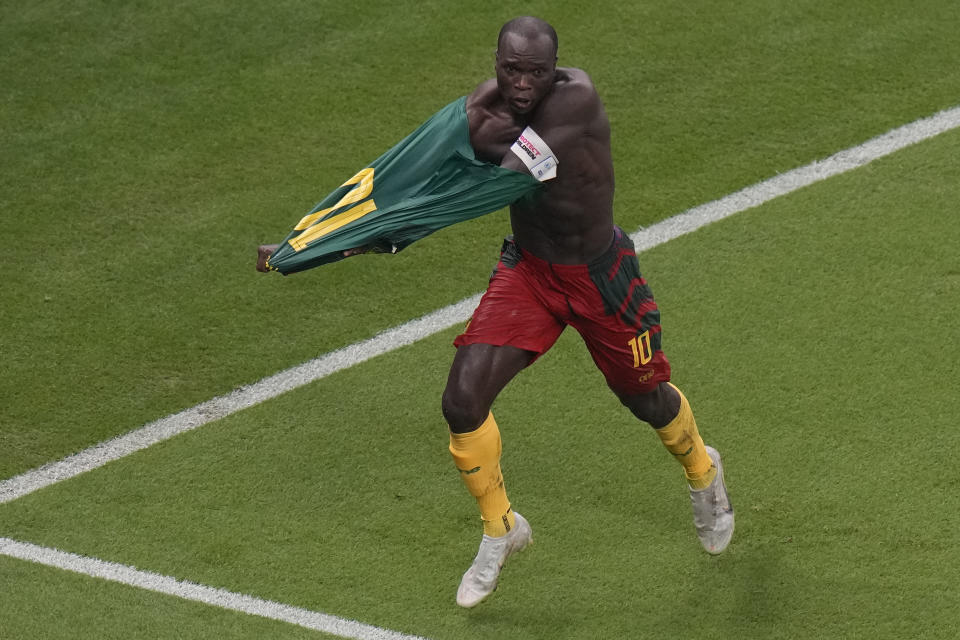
top-left (466, 78), bottom-right (499, 110)
top-left (556, 67), bottom-right (594, 86)
top-left (551, 67), bottom-right (599, 100)
top-left (539, 67), bottom-right (602, 122)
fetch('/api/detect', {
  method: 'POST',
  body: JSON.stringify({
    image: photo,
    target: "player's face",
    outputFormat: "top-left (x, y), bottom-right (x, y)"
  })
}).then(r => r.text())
top-left (495, 32), bottom-right (557, 116)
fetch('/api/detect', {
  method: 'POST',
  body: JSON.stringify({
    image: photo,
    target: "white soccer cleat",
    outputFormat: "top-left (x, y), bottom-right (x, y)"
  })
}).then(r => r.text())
top-left (456, 512), bottom-right (533, 608)
top-left (689, 446), bottom-right (734, 554)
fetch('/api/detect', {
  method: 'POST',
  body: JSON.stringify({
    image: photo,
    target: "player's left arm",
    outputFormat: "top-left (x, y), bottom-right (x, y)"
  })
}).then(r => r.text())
top-left (498, 78), bottom-right (602, 176)
top-left (536, 72), bottom-right (609, 150)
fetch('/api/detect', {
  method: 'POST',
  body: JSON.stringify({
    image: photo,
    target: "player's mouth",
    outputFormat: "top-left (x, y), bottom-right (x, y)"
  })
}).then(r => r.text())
top-left (511, 97), bottom-right (533, 111)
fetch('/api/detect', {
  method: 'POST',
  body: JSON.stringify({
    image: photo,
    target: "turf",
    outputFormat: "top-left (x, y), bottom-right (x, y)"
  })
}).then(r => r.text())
top-left (3, 0), bottom-right (960, 479)
top-left (3, 0), bottom-right (960, 637)
top-left (2, 126), bottom-right (958, 638)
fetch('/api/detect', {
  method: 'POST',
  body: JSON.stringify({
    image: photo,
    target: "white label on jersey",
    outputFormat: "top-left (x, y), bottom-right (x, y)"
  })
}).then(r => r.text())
top-left (510, 126), bottom-right (559, 181)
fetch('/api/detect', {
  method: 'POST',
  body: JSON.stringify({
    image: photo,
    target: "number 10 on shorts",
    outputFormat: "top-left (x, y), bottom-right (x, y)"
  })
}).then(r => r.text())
top-left (628, 330), bottom-right (653, 368)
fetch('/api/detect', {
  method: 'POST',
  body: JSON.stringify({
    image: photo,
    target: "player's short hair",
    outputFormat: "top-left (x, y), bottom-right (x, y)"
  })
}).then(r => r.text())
top-left (498, 17), bottom-right (558, 58)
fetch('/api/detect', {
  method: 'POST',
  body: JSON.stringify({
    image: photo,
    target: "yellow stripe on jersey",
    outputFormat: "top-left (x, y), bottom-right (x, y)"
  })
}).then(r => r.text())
top-left (290, 199), bottom-right (378, 251)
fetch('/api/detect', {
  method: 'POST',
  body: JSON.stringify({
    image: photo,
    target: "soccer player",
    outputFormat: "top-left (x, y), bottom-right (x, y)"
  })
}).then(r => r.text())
top-left (259, 16), bottom-right (733, 608)
top-left (444, 17), bottom-right (733, 607)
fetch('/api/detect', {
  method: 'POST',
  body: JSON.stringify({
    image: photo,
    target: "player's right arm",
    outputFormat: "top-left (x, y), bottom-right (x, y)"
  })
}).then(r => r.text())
top-left (256, 242), bottom-right (366, 272)
top-left (256, 244), bottom-right (280, 272)
top-left (466, 80), bottom-right (526, 165)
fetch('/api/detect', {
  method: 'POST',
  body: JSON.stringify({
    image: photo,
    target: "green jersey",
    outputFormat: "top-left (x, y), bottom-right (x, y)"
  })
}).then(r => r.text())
top-left (266, 96), bottom-right (541, 275)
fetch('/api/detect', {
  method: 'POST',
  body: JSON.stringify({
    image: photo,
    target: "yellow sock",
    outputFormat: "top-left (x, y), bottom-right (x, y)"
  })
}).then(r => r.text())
top-left (448, 412), bottom-right (516, 537)
top-left (654, 384), bottom-right (717, 490)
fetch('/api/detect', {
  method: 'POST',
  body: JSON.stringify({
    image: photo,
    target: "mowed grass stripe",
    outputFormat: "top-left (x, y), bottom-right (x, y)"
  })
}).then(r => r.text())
top-left (0, 537), bottom-right (430, 640)
top-left (2, 104), bottom-right (958, 506)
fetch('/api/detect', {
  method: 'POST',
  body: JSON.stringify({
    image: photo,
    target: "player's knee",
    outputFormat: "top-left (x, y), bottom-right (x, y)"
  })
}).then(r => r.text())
top-left (441, 386), bottom-right (489, 434)
top-left (618, 382), bottom-right (679, 428)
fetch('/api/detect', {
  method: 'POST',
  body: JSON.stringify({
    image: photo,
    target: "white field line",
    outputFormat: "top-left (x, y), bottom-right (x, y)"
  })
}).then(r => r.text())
top-left (2, 104), bottom-right (958, 510)
top-left (0, 537), bottom-right (428, 640)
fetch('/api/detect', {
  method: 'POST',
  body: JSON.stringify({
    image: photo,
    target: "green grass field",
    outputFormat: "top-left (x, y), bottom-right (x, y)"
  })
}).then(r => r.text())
top-left (2, 1), bottom-right (959, 638)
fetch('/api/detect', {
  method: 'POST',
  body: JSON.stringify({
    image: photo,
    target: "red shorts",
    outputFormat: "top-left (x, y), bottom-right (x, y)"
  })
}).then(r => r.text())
top-left (454, 227), bottom-right (671, 395)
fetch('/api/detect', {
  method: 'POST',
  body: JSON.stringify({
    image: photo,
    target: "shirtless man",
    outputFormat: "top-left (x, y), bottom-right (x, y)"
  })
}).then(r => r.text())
top-left (258, 17), bottom-right (733, 608)
top-left (444, 17), bottom-right (733, 608)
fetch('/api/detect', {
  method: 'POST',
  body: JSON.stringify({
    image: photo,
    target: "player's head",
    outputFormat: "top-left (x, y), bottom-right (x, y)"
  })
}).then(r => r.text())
top-left (495, 17), bottom-right (558, 116)
top-left (497, 17), bottom-right (558, 58)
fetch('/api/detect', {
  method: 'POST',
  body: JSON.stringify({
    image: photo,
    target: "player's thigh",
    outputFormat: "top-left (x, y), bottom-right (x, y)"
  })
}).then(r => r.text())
top-left (455, 241), bottom-right (566, 357)
top-left (573, 316), bottom-right (671, 399)
top-left (443, 343), bottom-right (535, 431)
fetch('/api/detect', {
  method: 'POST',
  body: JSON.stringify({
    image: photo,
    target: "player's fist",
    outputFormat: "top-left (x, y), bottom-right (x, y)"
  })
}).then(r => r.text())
top-left (256, 244), bottom-right (280, 272)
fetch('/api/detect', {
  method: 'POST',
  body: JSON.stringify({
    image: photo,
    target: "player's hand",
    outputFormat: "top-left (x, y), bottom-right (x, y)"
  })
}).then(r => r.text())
top-left (256, 244), bottom-right (280, 272)
top-left (342, 246), bottom-right (368, 257)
